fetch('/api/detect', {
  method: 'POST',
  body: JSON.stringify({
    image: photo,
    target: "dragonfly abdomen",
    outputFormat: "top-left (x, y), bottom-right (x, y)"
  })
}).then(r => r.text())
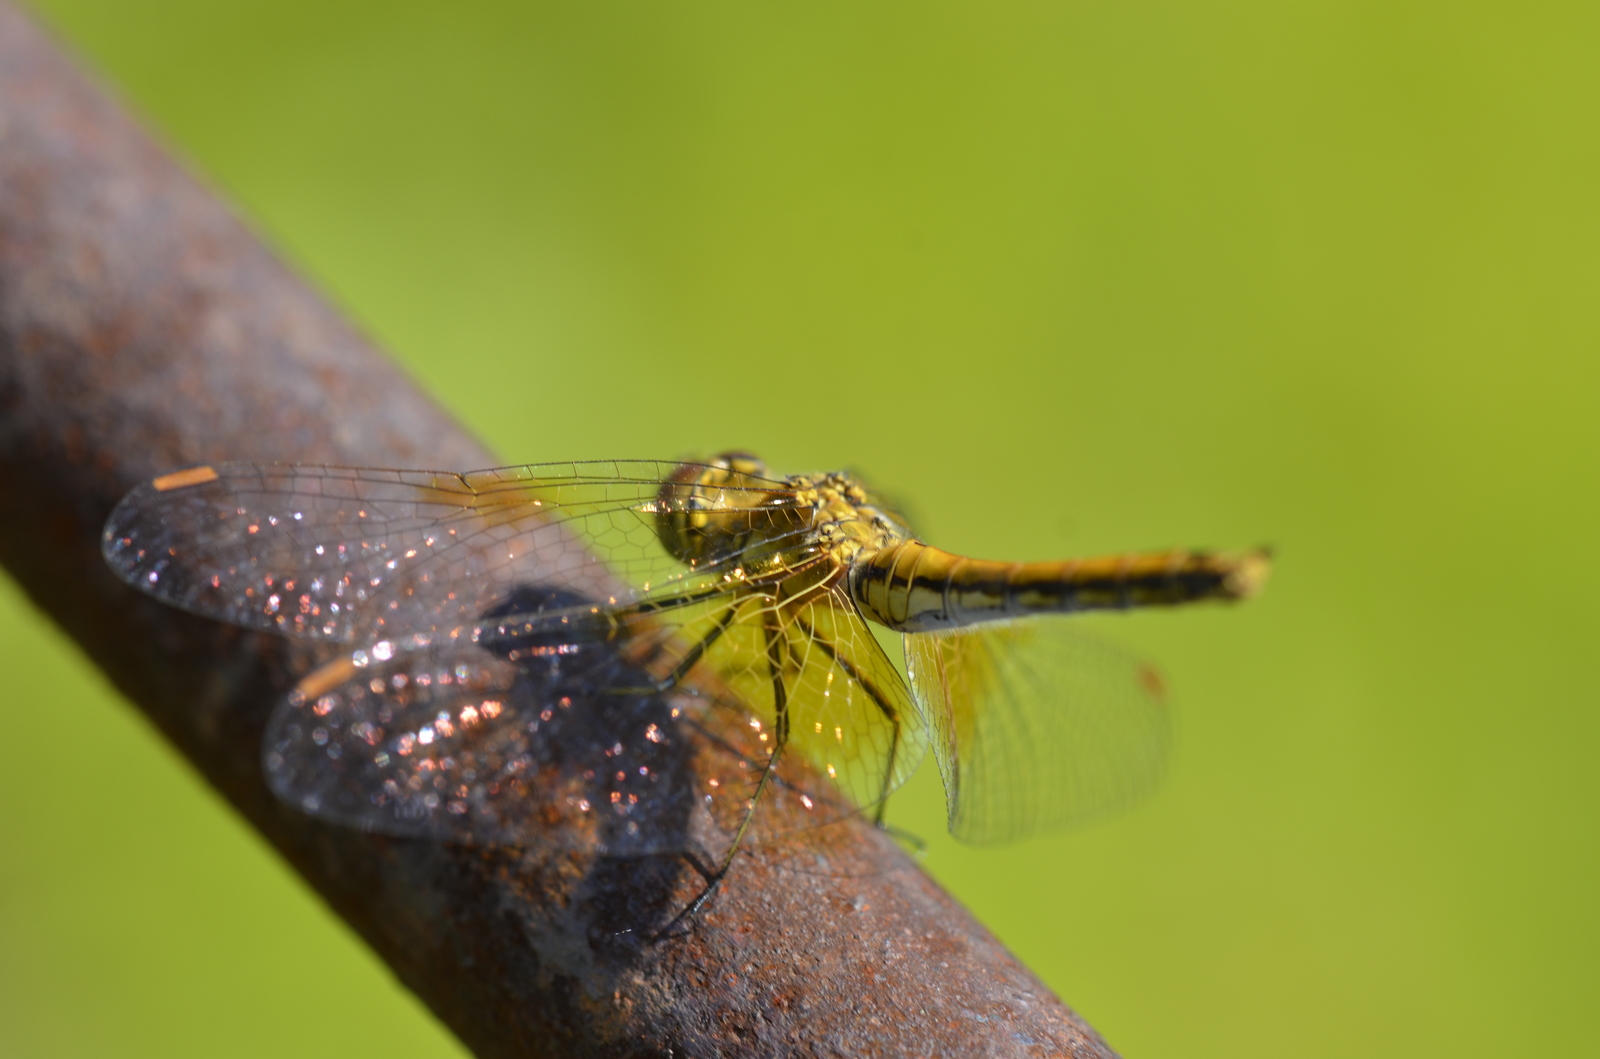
top-left (852, 540), bottom-right (1270, 633)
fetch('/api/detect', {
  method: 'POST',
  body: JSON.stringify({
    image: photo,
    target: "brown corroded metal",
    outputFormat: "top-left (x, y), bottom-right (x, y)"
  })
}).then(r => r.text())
top-left (0, 5), bottom-right (1119, 1056)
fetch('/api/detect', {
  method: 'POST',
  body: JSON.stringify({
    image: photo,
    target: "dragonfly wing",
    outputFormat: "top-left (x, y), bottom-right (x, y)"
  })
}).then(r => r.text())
top-left (101, 460), bottom-right (810, 642)
top-left (265, 632), bottom-right (738, 856)
top-left (905, 620), bottom-right (1171, 845)
top-left (685, 585), bottom-right (926, 833)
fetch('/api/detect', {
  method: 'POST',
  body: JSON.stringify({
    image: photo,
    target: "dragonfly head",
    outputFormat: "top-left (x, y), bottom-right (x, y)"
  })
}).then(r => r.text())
top-left (655, 452), bottom-right (794, 566)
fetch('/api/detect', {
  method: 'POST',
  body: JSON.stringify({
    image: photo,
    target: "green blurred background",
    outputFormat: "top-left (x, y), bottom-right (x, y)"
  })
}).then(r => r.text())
top-left (3, 1), bottom-right (1596, 1055)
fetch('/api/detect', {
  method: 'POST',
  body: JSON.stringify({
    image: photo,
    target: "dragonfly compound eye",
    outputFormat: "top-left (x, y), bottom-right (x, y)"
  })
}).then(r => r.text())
top-left (708, 451), bottom-right (768, 478)
top-left (654, 454), bottom-right (784, 566)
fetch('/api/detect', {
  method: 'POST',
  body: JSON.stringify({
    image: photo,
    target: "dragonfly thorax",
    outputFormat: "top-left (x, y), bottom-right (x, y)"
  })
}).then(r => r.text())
top-left (786, 471), bottom-right (909, 555)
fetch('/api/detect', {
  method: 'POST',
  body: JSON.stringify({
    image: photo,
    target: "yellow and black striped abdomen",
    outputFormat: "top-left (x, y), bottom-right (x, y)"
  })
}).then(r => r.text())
top-left (851, 540), bottom-right (1270, 633)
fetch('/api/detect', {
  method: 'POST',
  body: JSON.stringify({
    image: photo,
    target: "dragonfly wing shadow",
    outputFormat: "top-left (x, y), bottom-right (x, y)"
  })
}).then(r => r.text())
top-left (263, 584), bottom-right (718, 858)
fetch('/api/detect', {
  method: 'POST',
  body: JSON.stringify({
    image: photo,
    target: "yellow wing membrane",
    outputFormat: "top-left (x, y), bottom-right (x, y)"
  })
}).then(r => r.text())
top-left (905, 620), bottom-right (1172, 845)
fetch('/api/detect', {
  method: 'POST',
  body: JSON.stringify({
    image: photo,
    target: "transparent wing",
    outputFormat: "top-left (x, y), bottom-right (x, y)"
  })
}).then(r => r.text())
top-left (101, 460), bottom-right (810, 642)
top-left (905, 619), bottom-right (1171, 845)
top-left (263, 634), bottom-right (700, 852)
top-left (263, 612), bottom-right (863, 856)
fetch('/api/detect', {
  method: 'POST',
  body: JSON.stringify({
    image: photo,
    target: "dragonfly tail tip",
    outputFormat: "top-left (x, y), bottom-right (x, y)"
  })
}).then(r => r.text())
top-left (1222, 547), bottom-right (1273, 600)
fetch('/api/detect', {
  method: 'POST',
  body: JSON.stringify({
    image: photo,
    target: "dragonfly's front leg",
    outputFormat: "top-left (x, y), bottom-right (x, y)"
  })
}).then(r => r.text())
top-left (605, 596), bottom-right (745, 695)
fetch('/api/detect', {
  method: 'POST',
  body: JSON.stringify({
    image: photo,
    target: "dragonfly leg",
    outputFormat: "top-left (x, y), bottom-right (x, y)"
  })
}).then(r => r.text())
top-left (606, 597), bottom-right (744, 695)
top-left (875, 820), bottom-right (928, 853)
top-left (772, 626), bottom-right (915, 852)
top-left (680, 848), bottom-right (718, 881)
top-left (788, 610), bottom-right (908, 829)
top-left (652, 610), bottom-right (791, 940)
top-left (871, 717), bottom-right (903, 829)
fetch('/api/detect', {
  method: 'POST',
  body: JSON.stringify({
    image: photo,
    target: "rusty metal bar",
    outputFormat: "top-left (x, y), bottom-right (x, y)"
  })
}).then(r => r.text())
top-left (0, 5), bottom-right (1118, 1055)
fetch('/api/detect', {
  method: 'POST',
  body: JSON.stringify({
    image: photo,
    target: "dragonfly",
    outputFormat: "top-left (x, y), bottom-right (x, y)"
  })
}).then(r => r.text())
top-left (102, 453), bottom-right (1268, 921)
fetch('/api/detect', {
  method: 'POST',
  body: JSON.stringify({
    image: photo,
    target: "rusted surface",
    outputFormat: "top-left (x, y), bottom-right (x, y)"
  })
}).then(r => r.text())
top-left (0, 5), bottom-right (1119, 1056)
